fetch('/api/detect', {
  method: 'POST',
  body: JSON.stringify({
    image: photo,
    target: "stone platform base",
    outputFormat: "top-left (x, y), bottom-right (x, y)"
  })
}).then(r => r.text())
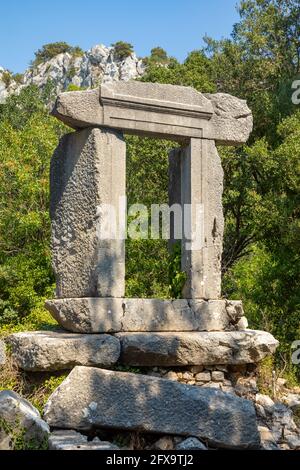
top-left (7, 329), bottom-right (278, 371)
top-left (45, 297), bottom-right (247, 333)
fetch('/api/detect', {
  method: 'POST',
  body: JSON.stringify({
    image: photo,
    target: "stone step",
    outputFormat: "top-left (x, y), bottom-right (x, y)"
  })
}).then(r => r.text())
top-left (43, 366), bottom-right (260, 450)
top-left (7, 330), bottom-right (120, 371)
top-left (45, 297), bottom-right (245, 333)
top-left (117, 330), bottom-right (278, 366)
top-left (7, 329), bottom-right (278, 371)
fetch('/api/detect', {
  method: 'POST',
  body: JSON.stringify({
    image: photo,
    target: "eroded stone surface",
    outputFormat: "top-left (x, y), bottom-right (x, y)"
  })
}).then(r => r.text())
top-left (45, 297), bottom-right (244, 333)
top-left (204, 93), bottom-right (253, 145)
top-left (7, 330), bottom-right (120, 371)
top-left (50, 127), bottom-right (126, 298)
top-left (0, 390), bottom-right (49, 450)
top-left (43, 366), bottom-right (260, 449)
top-left (117, 330), bottom-right (279, 366)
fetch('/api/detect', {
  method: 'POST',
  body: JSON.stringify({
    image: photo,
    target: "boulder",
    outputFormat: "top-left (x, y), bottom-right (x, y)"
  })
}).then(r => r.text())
top-left (7, 330), bottom-right (120, 371)
top-left (48, 430), bottom-right (119, 450)
top-left (117, 330), bottom-right (279, 366)
top-left (43, 366), bottom-right (260, 449)
top-left (45, 297), bottom-right (244, 333)
top-left (0, 390), bottom-right (49, 450)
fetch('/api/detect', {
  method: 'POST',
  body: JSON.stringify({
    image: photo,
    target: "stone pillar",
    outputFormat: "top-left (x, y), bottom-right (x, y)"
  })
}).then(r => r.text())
top-left (50, 127), bottom-right (126, 298)
top-left (169, 139), bottom-right (224, 299)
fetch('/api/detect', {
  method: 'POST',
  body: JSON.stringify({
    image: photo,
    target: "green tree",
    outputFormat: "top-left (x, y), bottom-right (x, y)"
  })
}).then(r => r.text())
top-left (111, 41), bottom-right (134, 60)
top-left (0, 86), bottom-right (67, 327)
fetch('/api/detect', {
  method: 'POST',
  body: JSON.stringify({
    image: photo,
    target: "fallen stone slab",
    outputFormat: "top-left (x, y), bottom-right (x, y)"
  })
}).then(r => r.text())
top-left (45, 297), bottom-right (244, 333)
top-left (0, 390), bottom-right (49, 450)
top-left (0, 339), bottom-right (5, 366)
top-left (117, 330), bottom-right (279, 366)
top-left (7, 330), bottom-right (120, 371)
top-left (48, 430), bottom-right (119, 450)
top-left (43, 366), bottom-right (260, 449)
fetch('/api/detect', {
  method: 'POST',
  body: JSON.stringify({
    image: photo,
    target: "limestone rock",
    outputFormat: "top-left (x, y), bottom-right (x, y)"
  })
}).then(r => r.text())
top-left (195, 372), bottom-right (211, 382)
top-left (48, 430), bottom-right (119, 450)
top-left (117, 330), bottom-right (279, 366)
top-left (176, 437), bottom-right (207, 450)
top-left (282, 393), bottom-right (300, 412)
top-left (211, 371), bottom-right (225, 382)
top-left (0, 390), bottom-right (49, 450)
top-left (204, 92), bottom-right (253, 145)
top-left (7, 330), bottom-right (120, 371)
top-left (258, 426), bottom-right (278, 450)
top-left (50, 127), bottom-right (125, 298)
top-left (285, 433), bottom-right (300, 450)
top-left (0, 339), bottom-right (5, 366)
top-left (255, 394), bottom-right (275, 413)
top-left (43, 366), bottom-right (260, 449)
top-left (0, 44), bottom-right (145, 104)
top-left (45, 297), bottom-right (244, 333)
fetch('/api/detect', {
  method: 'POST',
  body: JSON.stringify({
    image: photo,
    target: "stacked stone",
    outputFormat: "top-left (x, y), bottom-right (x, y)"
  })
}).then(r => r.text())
top-left (5, 82), bottom-right (280, 450)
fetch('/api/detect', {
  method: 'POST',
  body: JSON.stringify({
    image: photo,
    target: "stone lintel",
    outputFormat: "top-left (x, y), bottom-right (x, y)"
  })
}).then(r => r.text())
top-left (52, 83), bottom-right (252, 145)
top-left (45, 297), bottom-right (245, 333)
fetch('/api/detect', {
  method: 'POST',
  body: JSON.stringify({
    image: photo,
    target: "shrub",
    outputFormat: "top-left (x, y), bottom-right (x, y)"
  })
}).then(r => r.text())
top-left (1, 71), bottom-right (12, 87)
top-left (112, 41), bottom-right (134, 60)
top-left (32, 42), bottom-right (83, 67)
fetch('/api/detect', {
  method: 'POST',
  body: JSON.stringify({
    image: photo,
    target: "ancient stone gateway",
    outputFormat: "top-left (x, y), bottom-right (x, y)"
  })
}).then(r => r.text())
top-left (8, 82), bottom-right (279, 449)
top-left (45, 82), bottom-right (257, 332)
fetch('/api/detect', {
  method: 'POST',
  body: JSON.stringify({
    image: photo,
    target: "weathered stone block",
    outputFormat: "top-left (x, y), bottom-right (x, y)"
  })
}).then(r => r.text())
top-left (50, 127), bottom-right (125, 298)
top-left (7, 330), bottom-right (120, 371)
top-left (169, 139), bottom-right (224, 299)
top-left (52, 83), bottom-right (253, 145)
top-left (43, 366), bottom-right (260, 449)
top-left (117, 330), bottom-right (279, 366)
top-left (0, 390), bottom-right (49, 450)
top-left (45, 297), bottom-right (244, 333)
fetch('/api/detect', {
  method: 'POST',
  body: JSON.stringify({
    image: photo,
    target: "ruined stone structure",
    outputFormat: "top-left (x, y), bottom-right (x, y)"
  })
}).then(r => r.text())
top-left (8, 82), bottom-right (280, 449)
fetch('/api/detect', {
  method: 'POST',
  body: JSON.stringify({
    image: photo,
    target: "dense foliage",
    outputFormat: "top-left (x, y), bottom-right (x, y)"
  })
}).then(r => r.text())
top-left (0, 0), bottom-right (299, 380)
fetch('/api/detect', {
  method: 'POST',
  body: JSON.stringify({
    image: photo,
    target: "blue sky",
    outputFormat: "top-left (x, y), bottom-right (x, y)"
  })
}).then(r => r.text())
top-left (1, 0), bottom-right (240, 72)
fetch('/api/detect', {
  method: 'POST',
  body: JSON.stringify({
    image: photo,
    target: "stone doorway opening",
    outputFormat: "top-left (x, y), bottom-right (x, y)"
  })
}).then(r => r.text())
top-left (125, 135), bottom-right (177, 299)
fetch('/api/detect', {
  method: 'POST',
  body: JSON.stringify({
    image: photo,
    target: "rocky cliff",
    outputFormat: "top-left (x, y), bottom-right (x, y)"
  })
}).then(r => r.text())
top-left (0, 44), bottom-right (145, 103)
